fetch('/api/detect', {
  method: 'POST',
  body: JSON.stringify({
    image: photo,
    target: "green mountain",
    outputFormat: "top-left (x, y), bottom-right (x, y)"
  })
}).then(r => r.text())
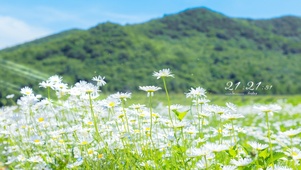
top-left (1, 7), bottom-right (301, 105)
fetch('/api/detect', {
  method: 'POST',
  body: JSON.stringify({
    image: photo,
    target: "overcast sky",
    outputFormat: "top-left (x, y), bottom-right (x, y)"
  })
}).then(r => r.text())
top-left (1, 0), bottom-right (301, 49)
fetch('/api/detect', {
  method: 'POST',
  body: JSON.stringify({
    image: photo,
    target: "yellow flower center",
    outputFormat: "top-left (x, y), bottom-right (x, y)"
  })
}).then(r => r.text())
top-left (88, 150), bottom-right (94, 155)
top-left (81, 141), bottom-right (88, 145)
top-left (217, 111), bottom-right (224, 115)
top-left (292, 152), bottom-right (298, 156)
top-left (98, 154), bottom-right (103, 159)
top-left (109, 102), bottom-right (115, 107)
top-left (152, 113), bottom-right (158, 118)
top-left (86, 89), bottom-right (93, 93)
top-left (34, 139), bottom-right (40, 143)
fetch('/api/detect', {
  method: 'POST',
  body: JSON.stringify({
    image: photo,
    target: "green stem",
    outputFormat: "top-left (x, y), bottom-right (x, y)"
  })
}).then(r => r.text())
top-left (162, 77), bottom-right (180, 148)
top-left (180, 127), bottom-right (187, 169)
top-left (265, 112), bottom-right (274, 170)
top-left (10, 98), bottom-right (16, 105)
top-left (47, 86), bottom-right (50, 100)
top-left (149, 95), bottom-right (153, 138)
top-left (137, 109), bottom-right (143, 144)
top-left (231, 120), bottom-right (236, 144)
top-left (162, 78), bottom-right (173, 126)
top-left (148, 95), bottom-right (156, 150)
top-left (121, 99), bottom-right (130, 133)
top-left (219, 116), bottom-right (223, 144)
top-left (214, 152), bottom-right (218, 168)
top-left (199, 103), bottom-right (203, 137)
top-left (196, 98), bottom-right (201, 134)
top-left (204, 155), bottom-right (208, 170)
top-left (88, 92), bottom-right (100, 139)
top-left (255, 152), bottom-right (260, 169)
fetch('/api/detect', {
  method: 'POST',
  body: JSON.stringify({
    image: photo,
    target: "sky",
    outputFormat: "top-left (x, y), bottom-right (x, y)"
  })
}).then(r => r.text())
top-left (1, 0), bottom-right (301, 49)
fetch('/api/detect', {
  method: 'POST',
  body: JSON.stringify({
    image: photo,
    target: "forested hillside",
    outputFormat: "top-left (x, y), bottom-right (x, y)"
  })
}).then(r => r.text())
top-left (1, 7), bottom-right (301, 105)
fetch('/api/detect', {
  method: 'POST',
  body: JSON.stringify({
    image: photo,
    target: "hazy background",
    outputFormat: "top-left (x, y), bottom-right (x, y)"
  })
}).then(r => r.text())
top-left (1, 0), bottom-right (301, 49)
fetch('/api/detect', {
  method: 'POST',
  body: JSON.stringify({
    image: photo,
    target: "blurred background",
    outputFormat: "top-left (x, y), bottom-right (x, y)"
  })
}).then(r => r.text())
top-left (0, 0), bottom-right (301, 106)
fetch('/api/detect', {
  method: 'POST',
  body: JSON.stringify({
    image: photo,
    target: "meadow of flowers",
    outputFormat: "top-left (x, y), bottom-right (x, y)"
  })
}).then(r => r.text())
top-left (1, 69), bottom-right (301, 170)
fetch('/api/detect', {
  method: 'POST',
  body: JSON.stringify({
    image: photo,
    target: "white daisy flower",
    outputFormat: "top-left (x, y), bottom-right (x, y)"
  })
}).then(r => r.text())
top-left (204, 143), bottom-right (230, 152)
top-left (139, 86), bottom-right (161, 97)
top-left (248, 141), bottom-right (268, 150)
top-left (280, 129), bottom-right (301, 138)
top-left (230, 157), bottom-right (252, 167)
top-left (186, 87), bottom-right (207, 98)
top-left (111, 92), bottom-right (132, 101)
top-left (20, 86), bottom-right (33, 96)
top-left (153, 68), bottom-right (174, 79)
top-left (222, 165), bottom-right (237, 170)
top-left (92, 75), bottom-right (106, 86)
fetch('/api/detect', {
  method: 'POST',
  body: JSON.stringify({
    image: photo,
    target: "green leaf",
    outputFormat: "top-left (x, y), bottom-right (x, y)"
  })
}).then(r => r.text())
top-left (228, 146), bottom-right (237, 157)
top-left (172, 109), bottom-right (189, 121)
top-left (259, 149), bottom-right (269, 159)
top-left (267, 152), bottom-right (286, 165)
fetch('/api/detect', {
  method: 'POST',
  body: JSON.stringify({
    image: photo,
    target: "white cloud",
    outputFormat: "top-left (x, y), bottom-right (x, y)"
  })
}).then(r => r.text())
top-left (0, 16), bottom-right (51, 49)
